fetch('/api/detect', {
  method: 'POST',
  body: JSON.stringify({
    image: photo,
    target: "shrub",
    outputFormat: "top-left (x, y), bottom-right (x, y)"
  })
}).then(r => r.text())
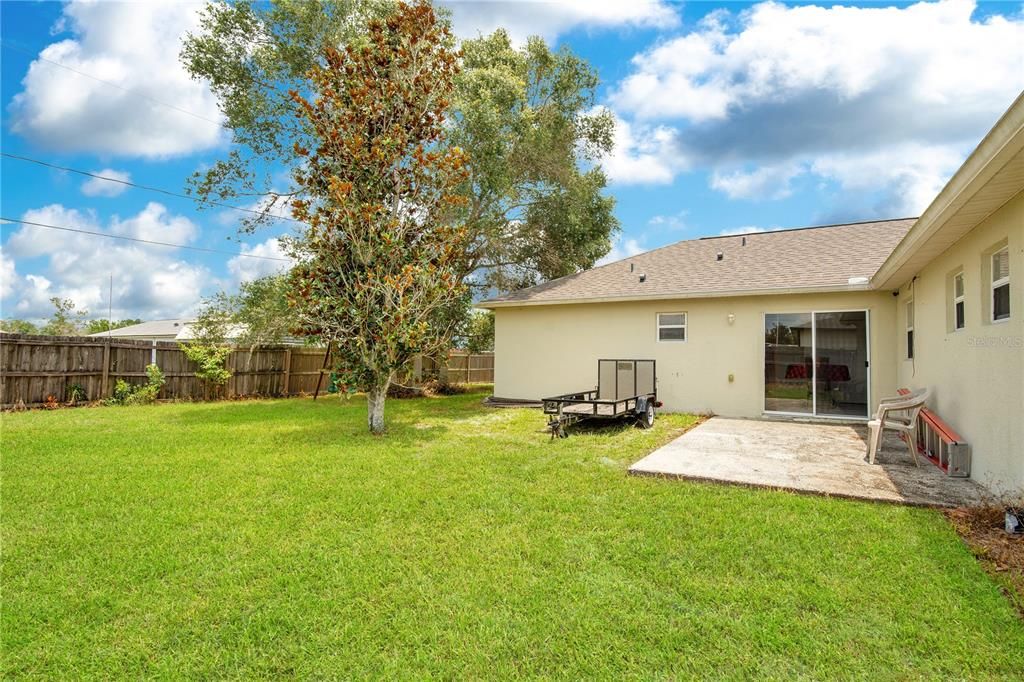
top-left (179, 343), bottom-right (232, 399)
top-left (109, 380), bottom-right (134, 405)
top-left (105, 364), bottom-right (165, 406)
top-left (67, 384), bottom-right (86, 404)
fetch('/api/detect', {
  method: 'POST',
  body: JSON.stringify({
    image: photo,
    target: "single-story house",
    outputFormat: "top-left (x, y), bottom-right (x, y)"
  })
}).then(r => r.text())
top-left (88, 319), bottom-right (196, 342)
top-left (87, 319), bottom-right (248, 343)
top-left (481, 91), bottom-right (1023, 492)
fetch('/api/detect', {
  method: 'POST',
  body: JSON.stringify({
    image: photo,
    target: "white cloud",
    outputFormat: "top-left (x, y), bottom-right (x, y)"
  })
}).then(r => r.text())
top-left (597, 107), bottom-right (684, 185)
top-left (2, 203), bottom-right (213, 319)
top-left (8, 1), bottom-right (224, 158)
top-left (227, 237), bottom-right (293, 285)
top-left (596, 236), bottom-right (645, 266)
top-left (445, 0), bottom-right (679, 44)
top-left (810, 143), bottom-right (967, 217)
top-left (647, 211), bottom-right (688, 231)
top-left (718, 225), bottom-right (770, 236)
top-left (110, 202), bottom-right (199, 245)
top-left (710, 163), bottom-right (802, 200)
top-left (80, 168), bottom-right (131, 197)
top-left (0, 248), bottom-right (19, 300)
top-left (607, 0), bottom-right (1024, 215)
top-left (613, 0), bottom-right (1024, 123)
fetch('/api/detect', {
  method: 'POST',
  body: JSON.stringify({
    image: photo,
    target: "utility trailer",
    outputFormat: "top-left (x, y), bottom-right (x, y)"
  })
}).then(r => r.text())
top-left (543, 359), bottom-right (659, 438)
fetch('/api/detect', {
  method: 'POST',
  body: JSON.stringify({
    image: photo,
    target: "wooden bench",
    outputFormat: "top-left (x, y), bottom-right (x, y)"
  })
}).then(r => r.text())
top-left (896, 388), bottom-right (970, 477)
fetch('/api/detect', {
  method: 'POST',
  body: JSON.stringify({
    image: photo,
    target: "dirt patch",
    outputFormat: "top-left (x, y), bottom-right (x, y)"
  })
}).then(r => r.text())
top-left (946, 504), bottom-right (1024, 616)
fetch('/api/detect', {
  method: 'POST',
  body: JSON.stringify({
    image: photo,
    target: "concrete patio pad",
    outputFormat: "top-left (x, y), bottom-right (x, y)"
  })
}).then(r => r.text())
top-left (629, 417), bottom-right (984, 507)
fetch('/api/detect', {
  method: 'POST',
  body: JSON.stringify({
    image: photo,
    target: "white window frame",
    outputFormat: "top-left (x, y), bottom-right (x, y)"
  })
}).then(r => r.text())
top-left (952, 271), bottom-right (965, 331)
top-left (656, 312), bottom-right (687, 343)
top-left (905, 299), bottom-right (914, 359)
top-left (761, 309), bottom-right (872, 421)
top-left (991, 247), bottom-right (1010, 323)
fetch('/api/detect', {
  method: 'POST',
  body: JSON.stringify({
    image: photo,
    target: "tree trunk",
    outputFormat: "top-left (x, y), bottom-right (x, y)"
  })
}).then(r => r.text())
top-left (366, 378), bottom-right (390, 434)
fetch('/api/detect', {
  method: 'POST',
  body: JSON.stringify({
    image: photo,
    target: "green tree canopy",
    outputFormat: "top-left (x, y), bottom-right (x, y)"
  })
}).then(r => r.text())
top-left (462, 310), bottom-right (494, 354)
top-left (193, 274), bottom-right (298, 348)
top-left (0, 319), bottom-right (41, 335)
top-left (84, 319), bottom-right (143, 335)
top-left (41, 297), bottom-right (87, 336)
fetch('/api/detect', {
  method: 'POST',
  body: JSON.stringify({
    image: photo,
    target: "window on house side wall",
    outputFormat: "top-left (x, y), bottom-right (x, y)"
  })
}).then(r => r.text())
top-left (906, 300), bottom-right (914, 359)
top-left (992, 248), bottom-right (1010, 322)
top-left (657, 312), bottom-right (687, 342)
top-left (953, 271), bottom-right (965, 331)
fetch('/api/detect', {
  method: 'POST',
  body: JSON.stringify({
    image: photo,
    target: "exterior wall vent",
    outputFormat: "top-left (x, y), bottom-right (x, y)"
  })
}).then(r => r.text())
top-left (716, 252), bottom-right (724, 261)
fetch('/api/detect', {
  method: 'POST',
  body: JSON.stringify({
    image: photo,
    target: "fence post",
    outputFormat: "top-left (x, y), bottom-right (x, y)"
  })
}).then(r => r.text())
top-left (282, 348), bottom-right (292, 397)
top-left (439, 353), bottom-right (449, 384)
top-left (313, 342), bottom-right (332, 400)
top-left (101, 339), bottom-right (111, 398)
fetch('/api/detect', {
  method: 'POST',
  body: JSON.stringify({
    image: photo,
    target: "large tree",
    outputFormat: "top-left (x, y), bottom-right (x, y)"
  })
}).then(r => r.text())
top-left (287, 1), bottom-right (472, 433)
top-left (452, 30), bottom-right (617, 290)
top-left (181, 0), bottom-right (618, 292)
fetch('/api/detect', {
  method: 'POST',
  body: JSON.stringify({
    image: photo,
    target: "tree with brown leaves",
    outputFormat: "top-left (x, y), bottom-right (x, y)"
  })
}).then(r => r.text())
top-left (288, 1), bottom-right (471, 434)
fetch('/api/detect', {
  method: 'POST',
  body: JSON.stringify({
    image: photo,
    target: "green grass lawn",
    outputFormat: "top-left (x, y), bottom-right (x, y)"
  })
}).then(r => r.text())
top-left (4, 390), bottom-right (1023, 677)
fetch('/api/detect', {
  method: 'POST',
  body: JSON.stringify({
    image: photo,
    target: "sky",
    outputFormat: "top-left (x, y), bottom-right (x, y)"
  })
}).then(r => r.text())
top-left (2, 0), bottom-right (1023, 322)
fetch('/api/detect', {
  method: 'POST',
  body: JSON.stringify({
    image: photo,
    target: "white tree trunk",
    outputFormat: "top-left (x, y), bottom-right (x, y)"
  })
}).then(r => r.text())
top-left (366, 379), bottom-right (390, 434)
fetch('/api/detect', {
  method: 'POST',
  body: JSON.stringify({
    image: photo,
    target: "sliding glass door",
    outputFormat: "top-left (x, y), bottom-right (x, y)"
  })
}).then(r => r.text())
top-left (764, 311), bottom-right (869, 418)
top-left (764, 313), bottom-right (813, 414)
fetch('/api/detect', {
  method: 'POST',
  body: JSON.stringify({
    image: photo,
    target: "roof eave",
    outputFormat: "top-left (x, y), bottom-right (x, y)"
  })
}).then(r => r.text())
top-left (477, 282), bottom-right (876, 309)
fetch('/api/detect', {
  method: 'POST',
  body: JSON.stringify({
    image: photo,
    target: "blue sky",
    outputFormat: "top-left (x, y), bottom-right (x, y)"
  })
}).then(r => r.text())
top-left (2, 0), bottom-right (1023, 321)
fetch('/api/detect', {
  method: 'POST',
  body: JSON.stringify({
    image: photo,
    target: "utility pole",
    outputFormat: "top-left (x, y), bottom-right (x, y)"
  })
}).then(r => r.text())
top-left (107, 274), bottom-right (112, 337)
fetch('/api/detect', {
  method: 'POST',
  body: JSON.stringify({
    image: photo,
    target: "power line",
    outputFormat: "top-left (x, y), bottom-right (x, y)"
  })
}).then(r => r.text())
top-left (2, 152), bottom-right (303, 225)
top-left (0, 39), bottom-right (226, 128)
top-left (0, 217), bottom-right (292, 262)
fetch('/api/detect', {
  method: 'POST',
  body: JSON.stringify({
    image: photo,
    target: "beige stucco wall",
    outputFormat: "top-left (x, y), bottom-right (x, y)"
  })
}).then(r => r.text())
top-left (894, 192), bottom-right (1024, 492)
top-left (494, 290), bottom-right (898, 419)
top-left (493, 193), bottom-right (1022, 490)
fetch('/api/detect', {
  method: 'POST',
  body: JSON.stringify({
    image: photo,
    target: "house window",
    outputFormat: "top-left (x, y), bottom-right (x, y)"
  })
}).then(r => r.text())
top-left (657, 312), bottom-right (687, 342)
top-left (905, 300), bottom-right (914, 359)
top-left (991, 247), bottom-right (1010, 322)
top-left (952, 271), bottom-right (965, 330)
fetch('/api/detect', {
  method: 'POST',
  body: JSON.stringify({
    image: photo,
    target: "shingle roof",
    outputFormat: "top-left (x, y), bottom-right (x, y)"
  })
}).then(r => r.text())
top-left (87, 319), bottom-right (192, 337)
top-left (87, 319), bottom-right (250, 341)
top-left (481, 218), bottom-right (917, 306)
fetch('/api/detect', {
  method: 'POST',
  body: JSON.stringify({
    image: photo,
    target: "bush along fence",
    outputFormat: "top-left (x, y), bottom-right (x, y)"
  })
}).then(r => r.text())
top-left (0, 333), bottom-right (494, 408)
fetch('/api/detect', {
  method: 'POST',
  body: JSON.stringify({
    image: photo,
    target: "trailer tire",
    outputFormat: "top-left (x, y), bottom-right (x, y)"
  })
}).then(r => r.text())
top-left (639, 402), bottom-right (655, 429)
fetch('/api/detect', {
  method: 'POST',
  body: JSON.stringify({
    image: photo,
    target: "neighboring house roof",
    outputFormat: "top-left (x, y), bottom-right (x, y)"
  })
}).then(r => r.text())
top-left (88, 319), bottom-right (192, 338)
top-left (87, 319), bottom-right (247, 341)
top-left (173, 323), bottom-right (248, 341)
top-left (480, 218), bottom-right (916, 308)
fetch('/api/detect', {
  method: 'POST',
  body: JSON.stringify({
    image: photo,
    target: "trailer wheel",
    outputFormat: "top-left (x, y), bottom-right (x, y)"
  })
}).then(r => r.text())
top-left (639, 402), bottom-right (655, 429)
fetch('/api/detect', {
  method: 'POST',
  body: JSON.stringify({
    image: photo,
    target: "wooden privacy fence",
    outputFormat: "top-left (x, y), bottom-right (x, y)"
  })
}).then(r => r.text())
top-left (0, 333), bottom-right (494, 408)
